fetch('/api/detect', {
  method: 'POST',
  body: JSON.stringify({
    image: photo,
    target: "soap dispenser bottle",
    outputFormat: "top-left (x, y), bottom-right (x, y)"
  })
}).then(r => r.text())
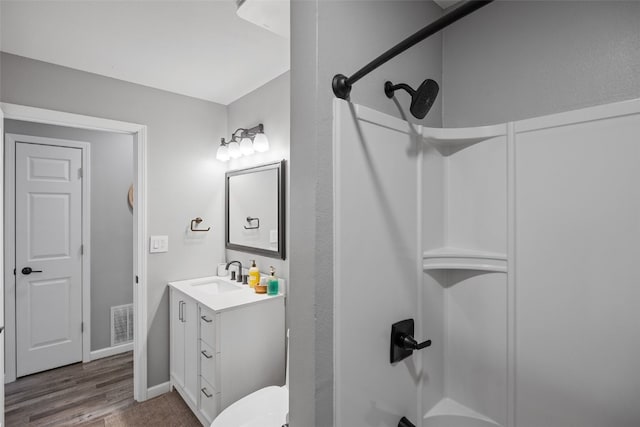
top-left (248, 260), bottom-right (260, 288)
top-left (267, 266), bottom-right (279, 296)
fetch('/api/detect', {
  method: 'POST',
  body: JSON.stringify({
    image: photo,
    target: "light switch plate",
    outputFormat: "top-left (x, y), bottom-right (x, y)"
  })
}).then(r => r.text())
top-left (149, 235), bottom-right (169, 253)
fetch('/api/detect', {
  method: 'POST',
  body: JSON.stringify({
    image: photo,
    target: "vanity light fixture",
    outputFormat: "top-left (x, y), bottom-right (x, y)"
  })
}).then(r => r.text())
top-left (239, 136), bottom-right (254, 156)
top-left (216, 139), bottom-right (230, 161)
top-left (228, 139), bottom-right (242, 159)
top-left (216, 123), bottom-right (269, 162)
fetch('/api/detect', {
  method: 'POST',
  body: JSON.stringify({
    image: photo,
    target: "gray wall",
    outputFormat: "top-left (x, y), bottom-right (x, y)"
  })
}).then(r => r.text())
top-left (0, 52), bottom-right (228, 387)
top-left (290, 1), bottom-right (443, 425)
top-left (5, 119), bottom-right (133, 351)
top-left (442, 1), bottom-right (640, 127)
top-left (225, 71), bottom-right (290, 285)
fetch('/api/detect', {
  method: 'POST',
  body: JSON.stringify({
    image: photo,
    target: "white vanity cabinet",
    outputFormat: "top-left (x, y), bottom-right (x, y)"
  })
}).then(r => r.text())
top-left (169, 290), bottom-right (199, 407)
top-left (169, 278), bottom-right (285, 426)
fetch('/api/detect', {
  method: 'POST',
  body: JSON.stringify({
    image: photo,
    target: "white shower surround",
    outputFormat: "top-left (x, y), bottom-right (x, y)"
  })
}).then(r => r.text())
top-left (333, 98), bottom-right (640, 426)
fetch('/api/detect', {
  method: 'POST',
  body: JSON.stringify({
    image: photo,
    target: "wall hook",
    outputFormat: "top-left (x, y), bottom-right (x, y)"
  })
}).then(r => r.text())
top-left (190, 217), bottom-right (211, 232)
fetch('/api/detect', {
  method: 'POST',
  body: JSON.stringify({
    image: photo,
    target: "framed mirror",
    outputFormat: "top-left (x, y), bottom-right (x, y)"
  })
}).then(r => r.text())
top-left (225, 160), bottom-right (285, 259)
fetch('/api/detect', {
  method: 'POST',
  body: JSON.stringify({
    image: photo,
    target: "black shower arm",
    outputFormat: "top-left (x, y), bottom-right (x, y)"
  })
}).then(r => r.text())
top-left (385, 82), bottom-right (416, 98)
top-left (332, 0), bottom-right (494, 100)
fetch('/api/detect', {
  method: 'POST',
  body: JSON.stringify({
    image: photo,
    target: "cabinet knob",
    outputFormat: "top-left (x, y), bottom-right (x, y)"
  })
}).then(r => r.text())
top-left (201, 350), bottom-right (213, 359)
top-left (201, 315), bottom-right (213, 323)
top-left (201, 387), bottom-right (213, 398)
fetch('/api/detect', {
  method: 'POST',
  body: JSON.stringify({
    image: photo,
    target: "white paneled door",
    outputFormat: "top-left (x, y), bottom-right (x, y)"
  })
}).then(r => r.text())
top-left (15, 141), bottom-right (83, 377)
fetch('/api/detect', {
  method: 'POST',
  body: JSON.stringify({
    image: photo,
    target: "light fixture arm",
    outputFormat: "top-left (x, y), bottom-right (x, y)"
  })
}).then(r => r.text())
top-left (222, 123), bottom-right (265, 145)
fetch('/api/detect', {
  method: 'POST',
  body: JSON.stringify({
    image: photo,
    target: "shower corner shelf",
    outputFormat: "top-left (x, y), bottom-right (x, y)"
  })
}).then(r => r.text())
top-left (421, 123), bottom-right (507, 149)
top-left (423, 247), bottom-right (507, 273)
top-left (423, 397), bottom-right (502, 427)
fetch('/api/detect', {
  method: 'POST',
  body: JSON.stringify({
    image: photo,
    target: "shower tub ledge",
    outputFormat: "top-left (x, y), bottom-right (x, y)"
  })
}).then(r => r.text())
top-left (423, 398), bottom-right (502, 427)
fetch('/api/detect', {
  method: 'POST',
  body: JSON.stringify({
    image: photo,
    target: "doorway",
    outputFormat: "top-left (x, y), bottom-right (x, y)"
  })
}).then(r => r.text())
top-left (1, 102), bottom-right (149, 405)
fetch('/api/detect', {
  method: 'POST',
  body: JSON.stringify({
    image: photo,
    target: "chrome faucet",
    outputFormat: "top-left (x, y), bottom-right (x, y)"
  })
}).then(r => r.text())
top-left (225, 260), bottom-right (243, 282)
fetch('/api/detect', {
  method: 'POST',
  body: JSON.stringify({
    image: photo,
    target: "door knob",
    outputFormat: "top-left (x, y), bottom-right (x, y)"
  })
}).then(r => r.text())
top-left (21, 267), bottom-right (43, 275)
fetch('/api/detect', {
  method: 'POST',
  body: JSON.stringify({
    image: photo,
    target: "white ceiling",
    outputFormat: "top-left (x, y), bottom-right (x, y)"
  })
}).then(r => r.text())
top-left (0, 0), bottom-right (290, 105)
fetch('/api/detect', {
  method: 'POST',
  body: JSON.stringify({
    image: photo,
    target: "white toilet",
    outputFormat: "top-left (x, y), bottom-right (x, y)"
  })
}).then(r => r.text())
top-left (211, 331), bottom-right (289, 427)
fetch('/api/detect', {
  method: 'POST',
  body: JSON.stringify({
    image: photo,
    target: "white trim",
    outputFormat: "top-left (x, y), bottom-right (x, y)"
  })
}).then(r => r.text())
top-left (3, 138), bottom-right (15, 384)
top-left (2, 103), bottom-right (148, 402)
top-left (90, 342), bottom-right (134, 361)
top-left (4, 134), bottom-right (92, 376)
top-left (353, 102), bottom-right (418, 135)
top-left (0, 105), bottom-right (5, 427)
top-left (133, 124), bottom-right (148, 402)
top-left (506, 121), bottom-right (517, 427)
top-left (421, 123), bottom-right (507, 150)
top-left (146, 381), bottom-right (171, 400)
top-left (514, 97), bottom-right (640, 133)
top-left (332, 99), bottom-right (342, 427)
top-left (0, 103), bottom-right (142, 134)
top-left (415, 123), bottom-right (424, 427)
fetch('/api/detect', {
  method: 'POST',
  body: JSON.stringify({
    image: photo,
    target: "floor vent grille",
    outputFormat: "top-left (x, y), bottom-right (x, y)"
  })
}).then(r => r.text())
top-left (111, 303), bottom-right (134, 346)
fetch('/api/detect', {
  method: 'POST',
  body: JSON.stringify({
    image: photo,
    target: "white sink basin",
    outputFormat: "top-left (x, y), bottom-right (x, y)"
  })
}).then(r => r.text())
top-left (191, 279), bottom-right (243, 295)
top-left (169, 275), bottom-right (283, 312)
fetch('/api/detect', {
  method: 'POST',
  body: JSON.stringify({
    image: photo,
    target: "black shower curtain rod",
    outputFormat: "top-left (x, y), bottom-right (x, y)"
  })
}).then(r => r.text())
top-left (332, 0), bottom-right (494, 100)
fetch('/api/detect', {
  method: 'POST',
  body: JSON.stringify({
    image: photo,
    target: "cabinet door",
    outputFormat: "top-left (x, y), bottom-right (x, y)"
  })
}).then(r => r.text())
top-left (183, 297), bottom-right (199, 405)
top-left (170, 290), bottom-right (185, 389)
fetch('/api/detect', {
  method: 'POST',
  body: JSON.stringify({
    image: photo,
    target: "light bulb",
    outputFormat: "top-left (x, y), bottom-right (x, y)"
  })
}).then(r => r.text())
top-left (228, 140), bottom-right (242, 159)
top-left (240, 137), bottom-right (255, 155)
top-left (253, 133), bottom-right (269, 152)
top-left (216, 144), bottom-right (230, 162)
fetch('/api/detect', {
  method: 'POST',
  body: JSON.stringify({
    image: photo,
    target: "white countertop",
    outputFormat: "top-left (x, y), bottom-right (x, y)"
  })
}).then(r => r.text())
top-left (168, 275), bottom-right (284, 312)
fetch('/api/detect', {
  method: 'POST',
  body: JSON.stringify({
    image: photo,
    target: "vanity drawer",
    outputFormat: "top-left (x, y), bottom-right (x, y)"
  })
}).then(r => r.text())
top-left (199, 376), bottom-right (220, 424)
top-left (199, 340), bottom-right (218, 388)
top-left (199, 306), bottom-right (217, 350)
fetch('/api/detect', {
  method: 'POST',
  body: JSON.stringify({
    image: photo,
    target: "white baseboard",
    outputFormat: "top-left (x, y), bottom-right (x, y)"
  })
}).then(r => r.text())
top-left (147, 381), bottom-right (171, 399)
top-left (89, 342), bottom-right (133, 361)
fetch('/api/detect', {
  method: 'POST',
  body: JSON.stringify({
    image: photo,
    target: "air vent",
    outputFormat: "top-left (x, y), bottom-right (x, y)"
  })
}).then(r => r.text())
top-left (111, 304), bottom-right (134, 346)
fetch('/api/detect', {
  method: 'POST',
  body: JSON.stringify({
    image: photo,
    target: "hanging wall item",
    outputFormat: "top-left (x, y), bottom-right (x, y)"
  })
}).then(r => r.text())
top-left (128, 184), bottom-right (134, 209)
top-left (190, 217), bottom-right (211, 232)
top-left (226, 160), bottom-right (286, 259)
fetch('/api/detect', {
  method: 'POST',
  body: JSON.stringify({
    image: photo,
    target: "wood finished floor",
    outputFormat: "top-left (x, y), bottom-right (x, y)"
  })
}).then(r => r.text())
top-left (5, 351), bottom-right (201, 427)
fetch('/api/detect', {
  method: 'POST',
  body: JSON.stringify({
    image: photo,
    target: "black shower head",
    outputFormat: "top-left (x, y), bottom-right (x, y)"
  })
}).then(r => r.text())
top-left (411, 79), bottom-right (439, 119)
top-left (384, 79), bottom-right (439, 120)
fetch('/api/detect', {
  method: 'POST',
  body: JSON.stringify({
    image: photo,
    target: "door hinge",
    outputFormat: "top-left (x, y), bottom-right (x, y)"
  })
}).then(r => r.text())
top-left (13, 268), bottom-right (16, 276)
top-left (78, 168), bottom-right (83, 178)
top-left (81, 322), bottom-right (84, 333)
top-left (80, 244), bottom-right (84, 255)
top-left (135, 275), bottom-right (139, 284)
